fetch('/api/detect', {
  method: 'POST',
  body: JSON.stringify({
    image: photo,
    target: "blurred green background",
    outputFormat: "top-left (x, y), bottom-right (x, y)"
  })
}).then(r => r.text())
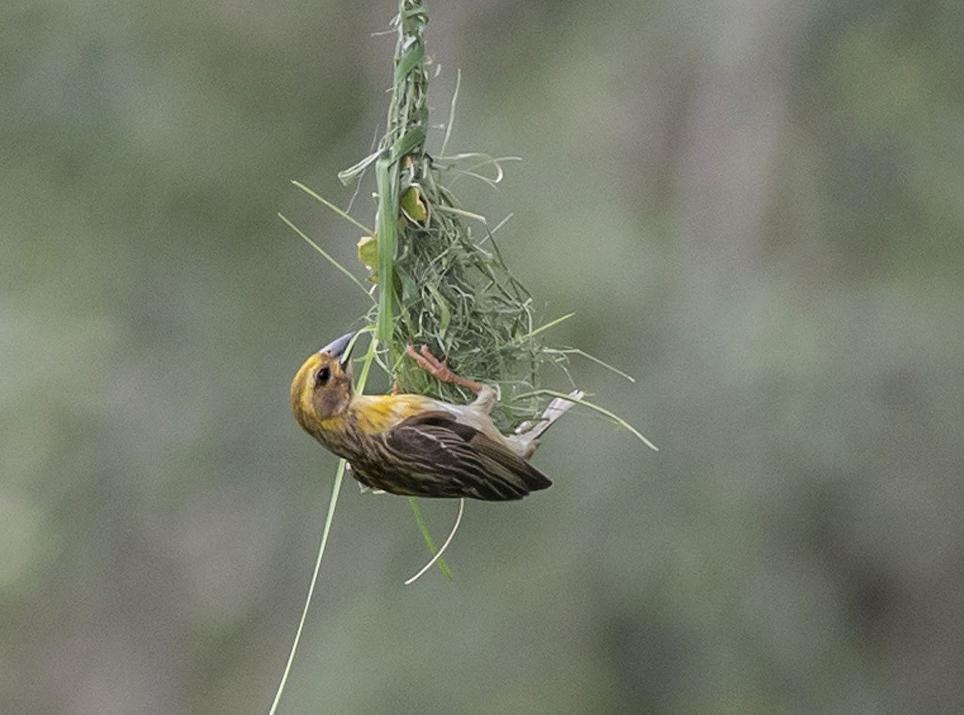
top-left (3, 1), bottom-right (963, 712)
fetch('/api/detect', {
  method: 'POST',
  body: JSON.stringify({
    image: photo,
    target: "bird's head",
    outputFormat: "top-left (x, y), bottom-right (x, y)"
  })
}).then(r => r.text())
top-left (290, 332), bottom-right (356, 431)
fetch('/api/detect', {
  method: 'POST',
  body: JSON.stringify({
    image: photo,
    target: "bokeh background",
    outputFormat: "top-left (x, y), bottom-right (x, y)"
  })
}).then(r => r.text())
top-left (3, 1), bottom-right (963, 712)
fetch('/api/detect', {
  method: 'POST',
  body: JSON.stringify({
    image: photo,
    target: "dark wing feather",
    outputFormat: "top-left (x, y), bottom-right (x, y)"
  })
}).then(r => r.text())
top-left (375, 412), bottom-right (552, 501)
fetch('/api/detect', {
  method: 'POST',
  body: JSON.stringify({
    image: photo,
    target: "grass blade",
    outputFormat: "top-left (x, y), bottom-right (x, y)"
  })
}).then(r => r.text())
top-left (278, 213), bottom-right (374, 302)
top-left (407, 497), bottom-right (454, 580)
top-left (269, 335), bottom-right (380, 713)
top-left (518, 313), bottom-right (575, 340)
top-left (268, 460), bottom-right (345, 715)
top-left (545, 348), bottom-right (637, 383)
top-left (439, 68), bottom-right (461, 158)
top-left (513, 388), bottom-right (659, 452)
top-left (292, 180), bottom-right (373, 235)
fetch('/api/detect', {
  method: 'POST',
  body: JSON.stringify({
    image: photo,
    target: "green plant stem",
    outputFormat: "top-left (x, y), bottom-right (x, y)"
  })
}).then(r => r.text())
top-left (408, 497), bottom-right (454, 580)
top-left (269, 335), bottom-right (379, 714)
top-left (513, 389), bottom-right (659, 452)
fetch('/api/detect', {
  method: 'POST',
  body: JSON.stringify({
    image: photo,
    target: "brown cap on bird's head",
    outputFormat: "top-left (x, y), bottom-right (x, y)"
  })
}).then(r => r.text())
top-left (290, 332), bottom-right (357, 431)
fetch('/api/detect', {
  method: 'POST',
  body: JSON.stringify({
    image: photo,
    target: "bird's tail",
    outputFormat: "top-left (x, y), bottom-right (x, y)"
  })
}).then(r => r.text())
top-left (510, 389), bottom-right (585, 459)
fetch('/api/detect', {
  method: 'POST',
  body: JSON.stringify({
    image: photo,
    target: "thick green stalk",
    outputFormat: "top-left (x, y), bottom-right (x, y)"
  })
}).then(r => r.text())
top-left (374, 0), bottom-right (429, 344)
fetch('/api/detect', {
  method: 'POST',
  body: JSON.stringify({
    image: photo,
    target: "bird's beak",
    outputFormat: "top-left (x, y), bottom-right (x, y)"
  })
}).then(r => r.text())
top-left (319, 332), bottom-right (356, 369)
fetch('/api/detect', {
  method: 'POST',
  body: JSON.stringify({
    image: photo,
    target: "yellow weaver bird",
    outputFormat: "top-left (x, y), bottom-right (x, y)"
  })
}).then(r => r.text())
top-left (291, 333), bottom-right (581, 501)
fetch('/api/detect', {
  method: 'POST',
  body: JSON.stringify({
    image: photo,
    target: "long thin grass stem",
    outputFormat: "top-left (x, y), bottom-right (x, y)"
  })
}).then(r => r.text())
top-left (269, 335), bottom-right (380, 713)
top-left (278, 213), bottom-right (374, 301)
top-left (268, 460), bottom-right (344, 715)
top-left (407, 497), bottom-right (454, 580)
top-left (405, 499), bottom-right (465, 585)
top-left (291, 180), bottom-right (374, 235)
top-left (513, 389), bottom-right (659, 452)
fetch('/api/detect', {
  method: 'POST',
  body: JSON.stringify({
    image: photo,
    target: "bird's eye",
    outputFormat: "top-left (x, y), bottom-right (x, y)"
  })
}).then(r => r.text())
top-left (315, 366), bottom-right (331, 387)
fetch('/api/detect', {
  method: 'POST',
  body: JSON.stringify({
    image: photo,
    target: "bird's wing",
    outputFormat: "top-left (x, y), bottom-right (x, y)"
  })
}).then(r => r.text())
top-left (380, 411), bottom-right (552, 501)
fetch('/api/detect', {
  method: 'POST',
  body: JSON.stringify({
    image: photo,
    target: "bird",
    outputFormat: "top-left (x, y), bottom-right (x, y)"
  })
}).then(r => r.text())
top-left (290, 332), bottom-right (581, 501)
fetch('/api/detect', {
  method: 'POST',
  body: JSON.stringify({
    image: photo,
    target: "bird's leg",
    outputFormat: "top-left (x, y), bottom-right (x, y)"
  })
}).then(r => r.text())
top-left (406, 344), bottom-right (496, 413)
top-left (349, 461), bottom-right (387, 495)
top-left (471, 383), bottom-right (498, 414)
top-left (406, 344), bottom-right (482, 392)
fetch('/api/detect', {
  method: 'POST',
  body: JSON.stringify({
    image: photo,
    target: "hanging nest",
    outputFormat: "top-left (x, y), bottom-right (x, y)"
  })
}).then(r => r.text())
top-left (337, 0), bottom-right (573, 433)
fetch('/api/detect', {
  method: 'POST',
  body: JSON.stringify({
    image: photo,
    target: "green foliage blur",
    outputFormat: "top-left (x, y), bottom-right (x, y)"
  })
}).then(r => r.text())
top-left (3, 1), bottom-right (963, 712)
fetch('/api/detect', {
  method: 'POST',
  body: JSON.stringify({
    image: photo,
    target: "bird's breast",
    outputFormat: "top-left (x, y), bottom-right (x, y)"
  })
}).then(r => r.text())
top-left (349, 393), bottom-right (440, 434)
